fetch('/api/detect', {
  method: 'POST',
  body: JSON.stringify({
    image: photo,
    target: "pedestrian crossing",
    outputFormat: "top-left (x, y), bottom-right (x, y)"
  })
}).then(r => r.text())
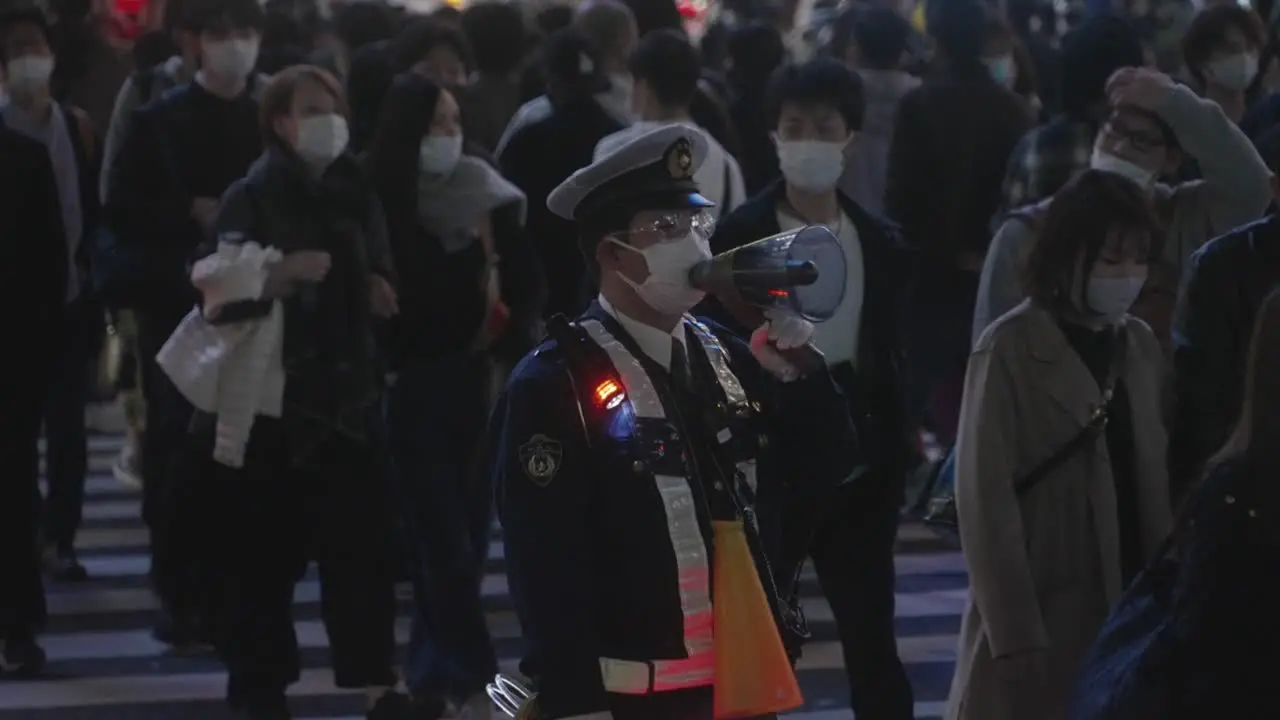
top-left (6, 434), bottom-right (968, 719)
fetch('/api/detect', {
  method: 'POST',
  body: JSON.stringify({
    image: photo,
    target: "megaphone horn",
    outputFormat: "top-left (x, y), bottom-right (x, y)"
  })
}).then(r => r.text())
top-left (688, 225), bottom-right (848, 324)
top-left (690, 257), bottom-right (820, 294)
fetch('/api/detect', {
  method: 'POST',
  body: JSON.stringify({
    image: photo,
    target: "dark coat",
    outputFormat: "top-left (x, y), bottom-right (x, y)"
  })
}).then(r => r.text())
top-left (0, 126), bottom-right (67, 374)
top-left (493, 301), bottom-right (857, 718)
top-left (1168, 215), bottom-right (1280, 501)
top-left (700, 181), bottom-right (915, 486)
top-left (885, 70), bottom-right (1032, 267)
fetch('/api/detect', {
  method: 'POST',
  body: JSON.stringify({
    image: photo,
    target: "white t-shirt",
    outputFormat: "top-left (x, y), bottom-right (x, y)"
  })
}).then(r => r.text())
top-left (776, 208), bottom-right (864, 366)
top-left (595, 121), bottom-right (746, 221)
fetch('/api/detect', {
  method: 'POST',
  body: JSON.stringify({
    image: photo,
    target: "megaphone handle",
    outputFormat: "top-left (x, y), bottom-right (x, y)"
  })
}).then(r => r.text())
top-left (713, 295), bottom-right (826, 377)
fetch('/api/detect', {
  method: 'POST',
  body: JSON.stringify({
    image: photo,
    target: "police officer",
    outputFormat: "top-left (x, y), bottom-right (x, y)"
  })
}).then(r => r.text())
top-left (491, 124), bottom-right (859, 720)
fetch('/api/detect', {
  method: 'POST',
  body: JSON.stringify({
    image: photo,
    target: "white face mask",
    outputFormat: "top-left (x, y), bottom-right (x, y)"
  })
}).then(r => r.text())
top-left (419, 133), bottom-right (463, 176)
top-left (777, 139), bottom-right (848, 193)
top-left (610, 73), bottom-right (634, 100)
top-left (1205, 52), bottom-right (1258, 91)
top-left (984, 54), bottom-right (1016, 90)
top-left (5, 55), bottom-right (54, 96)
top-left (1090, 147), bottom-right (1156, 189)
top-left (1085, 274), bottom-right (1147, 324)
top-left (609, 234), bottom-right (712, 316)
top-left (203, 38), bottom-right (260, 81)
top-left (294, 113), bottom-right (349, 167)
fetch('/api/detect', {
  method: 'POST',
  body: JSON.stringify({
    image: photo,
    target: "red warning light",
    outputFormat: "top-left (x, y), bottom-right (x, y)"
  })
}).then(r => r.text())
top-left (767, 288), bottom-right (789, 298)
top-left (595, 378), bottom-right (626, 409)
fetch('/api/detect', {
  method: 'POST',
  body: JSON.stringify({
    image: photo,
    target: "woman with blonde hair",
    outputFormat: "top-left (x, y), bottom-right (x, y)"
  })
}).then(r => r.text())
top-left (196, 65), bottom-right (408, 719)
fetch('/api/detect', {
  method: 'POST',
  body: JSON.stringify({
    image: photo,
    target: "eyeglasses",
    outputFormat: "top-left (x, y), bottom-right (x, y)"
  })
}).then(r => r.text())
top-left (621, 210), bottom-right (716, 243)
top-left (1103, 121), bottom-right (1166, 153)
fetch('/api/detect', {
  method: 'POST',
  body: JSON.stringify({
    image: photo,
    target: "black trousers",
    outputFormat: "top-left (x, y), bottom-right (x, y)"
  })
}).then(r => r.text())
top-left (0, 379), bottom-right (48, 639)
top-left (41, 298), bottom-right (91, 552)
top-left (217, 417), bottom-right (398, 708)
top-left (609, 686), bottom-right (776, 720)
top-left (135, 303), bottom-right (198, 613)
top-left (809, 479), bottom-right (915, 720)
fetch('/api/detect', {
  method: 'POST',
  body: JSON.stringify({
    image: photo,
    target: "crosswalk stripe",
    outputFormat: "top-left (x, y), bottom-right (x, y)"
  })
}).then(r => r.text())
top-left (9, 433), bottom-right (964, 719)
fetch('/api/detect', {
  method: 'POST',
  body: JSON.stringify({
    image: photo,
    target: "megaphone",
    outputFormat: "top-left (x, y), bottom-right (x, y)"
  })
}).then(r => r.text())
top-left (690, 225), bottom-right (847, 322)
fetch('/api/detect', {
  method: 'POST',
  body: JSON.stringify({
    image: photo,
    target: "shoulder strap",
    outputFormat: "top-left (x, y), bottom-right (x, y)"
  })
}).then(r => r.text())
top-left (545, 313), bottom-right (604, 447)
top-left (1014, 326), bottom-right (1128, 497)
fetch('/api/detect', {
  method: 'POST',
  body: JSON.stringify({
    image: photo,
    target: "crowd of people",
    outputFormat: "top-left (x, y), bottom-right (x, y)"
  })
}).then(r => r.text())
top-left (1, 0), bottom-right (1279, 718)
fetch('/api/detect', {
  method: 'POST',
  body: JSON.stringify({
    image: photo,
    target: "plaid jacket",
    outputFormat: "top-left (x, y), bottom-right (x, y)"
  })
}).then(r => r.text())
top-left (998, 116), bottom-right (1096, 214)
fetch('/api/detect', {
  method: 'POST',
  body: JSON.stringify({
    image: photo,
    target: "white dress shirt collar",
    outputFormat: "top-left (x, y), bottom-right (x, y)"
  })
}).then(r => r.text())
top-left (598, 295), bottom-right (688, 371)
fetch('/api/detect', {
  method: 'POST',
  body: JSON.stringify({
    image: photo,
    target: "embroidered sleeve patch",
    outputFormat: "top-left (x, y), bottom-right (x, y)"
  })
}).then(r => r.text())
top-left (519, 434), bottom-right (562, 486)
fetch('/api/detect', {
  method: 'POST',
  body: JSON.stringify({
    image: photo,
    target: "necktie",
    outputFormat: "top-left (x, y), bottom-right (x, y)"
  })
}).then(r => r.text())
top-left (669, 340), bottom-right (692, 395)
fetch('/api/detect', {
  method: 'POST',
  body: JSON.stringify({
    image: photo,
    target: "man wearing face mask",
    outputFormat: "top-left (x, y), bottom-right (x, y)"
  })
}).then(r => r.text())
top-left (98, 0), bottom-right (269, 493)
top-left (1181, 4), bottom-right (1265, 124)
top-left (1, 7), bottom-right (100, 586)
top-left (701, 60), bottom-right (917, 720)
top-left (975, 66), bottom-right (1271, 350)
top-left (104, 0), bottom-right (268, 652)
top-left (997, 14), bottom-right (1146, 215)
top-left (101, 0), bottom-right (270, 205)
top-left (492, 124), bottom-right (858, 720)
top-left (0, 76), bottom-right (71, 682)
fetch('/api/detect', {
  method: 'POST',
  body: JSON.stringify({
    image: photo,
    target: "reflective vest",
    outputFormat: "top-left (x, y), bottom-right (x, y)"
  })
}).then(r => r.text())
top-left (577, 315), bottom-right (761, 694)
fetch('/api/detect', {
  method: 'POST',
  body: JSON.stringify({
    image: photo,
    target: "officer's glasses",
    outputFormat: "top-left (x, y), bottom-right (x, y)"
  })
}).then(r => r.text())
top-left (619, 210), bottom-right (716, 243)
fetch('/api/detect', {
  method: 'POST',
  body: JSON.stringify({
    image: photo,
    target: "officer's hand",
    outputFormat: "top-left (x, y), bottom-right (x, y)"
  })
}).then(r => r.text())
top-left (763, 309), bottom-right (814, 349)
top-left (751, 311), bottom-right (820, 382)
top-left (283, 250), bottom-right (332, 283)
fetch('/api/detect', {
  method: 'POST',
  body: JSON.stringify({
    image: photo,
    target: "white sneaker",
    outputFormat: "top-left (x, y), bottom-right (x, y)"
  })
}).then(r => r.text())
top-left (112, 445), bottom-right (143, 490)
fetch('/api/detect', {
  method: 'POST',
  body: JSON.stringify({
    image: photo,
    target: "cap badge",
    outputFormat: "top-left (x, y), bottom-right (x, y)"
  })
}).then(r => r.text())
top-left (665, 139), bottom-right (694, 180)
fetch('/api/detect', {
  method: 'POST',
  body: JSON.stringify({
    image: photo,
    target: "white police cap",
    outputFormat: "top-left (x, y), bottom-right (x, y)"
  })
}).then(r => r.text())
top-left (546, 124), bottom-right (715, 222)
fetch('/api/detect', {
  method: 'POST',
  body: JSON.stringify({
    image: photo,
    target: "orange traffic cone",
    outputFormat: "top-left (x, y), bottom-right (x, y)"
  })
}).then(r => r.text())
top-left (712, 519), bottom-right (804, 719)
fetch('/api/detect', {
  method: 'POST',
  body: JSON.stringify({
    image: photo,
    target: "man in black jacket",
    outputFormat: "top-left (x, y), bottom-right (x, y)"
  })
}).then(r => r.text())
top-left (701, 60), bottom-right (916, 719)
top-left (1169, 127), bottom-right (1280, 502)
top-left (1, 6), bottom-right (101, 583)
top-left (0, 125), bottom-right (66, 676)
top-left (105, 0), bottom-right (266, 650)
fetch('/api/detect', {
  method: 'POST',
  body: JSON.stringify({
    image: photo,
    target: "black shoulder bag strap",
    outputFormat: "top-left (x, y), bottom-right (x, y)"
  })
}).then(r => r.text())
top-left (1013, 325), bottom-right (1128, 498)
top-left (544, 313), bottom-right (612, 449)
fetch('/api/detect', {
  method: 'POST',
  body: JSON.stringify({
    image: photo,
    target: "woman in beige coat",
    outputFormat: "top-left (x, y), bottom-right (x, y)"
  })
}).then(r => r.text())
top-left (946, 171), bottom-right (1174, 720)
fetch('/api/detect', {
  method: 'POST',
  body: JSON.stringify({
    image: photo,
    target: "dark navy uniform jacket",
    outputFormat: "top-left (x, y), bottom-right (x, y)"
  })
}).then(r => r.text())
top-left (491, 302), bottom-right (858, 719)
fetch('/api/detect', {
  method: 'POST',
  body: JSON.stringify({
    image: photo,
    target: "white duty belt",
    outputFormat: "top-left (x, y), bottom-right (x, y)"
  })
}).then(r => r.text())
top-left (598, 651), bottom-right (716, 694)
